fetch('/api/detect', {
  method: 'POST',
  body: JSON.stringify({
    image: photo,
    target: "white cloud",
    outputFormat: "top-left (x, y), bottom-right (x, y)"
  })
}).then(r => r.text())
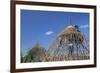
top-left (80, 25), bottom-right (88, 29)
top-left (45, 31), bottom-right (54, 36)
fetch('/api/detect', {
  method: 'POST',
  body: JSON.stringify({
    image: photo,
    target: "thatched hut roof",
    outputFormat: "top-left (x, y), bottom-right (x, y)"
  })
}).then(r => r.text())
top-left (31, 42), bottom-right (46, 62)
top-left (60, 25), bottom-right (81, 35)
top-left (59, 25), bottom-right (84, 43)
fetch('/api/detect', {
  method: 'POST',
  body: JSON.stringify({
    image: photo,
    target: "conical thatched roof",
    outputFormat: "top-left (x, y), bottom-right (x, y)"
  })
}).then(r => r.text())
top-left (59, 25), bottom-right (84, 44)
top-left (60, 25), bottom-right (82, 35)
top-left (31, 42), bottom-right (46, 62)
top-left (22, 42), bottom-right (46, 63)
top-left (32, 42), bottom-right (44, 51)
top-left (46, 23), bottom-right (89, 61)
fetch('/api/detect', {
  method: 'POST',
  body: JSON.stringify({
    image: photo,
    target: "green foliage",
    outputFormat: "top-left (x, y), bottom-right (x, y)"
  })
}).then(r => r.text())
top-left (21, 50), bottom-right (34, 63)
top-left (21, 44), bottom-right (46, 63)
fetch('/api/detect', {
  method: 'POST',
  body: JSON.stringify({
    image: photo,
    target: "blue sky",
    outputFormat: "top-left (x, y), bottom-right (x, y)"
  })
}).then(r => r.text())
top-left (21, 9), bottom-right (89, 54)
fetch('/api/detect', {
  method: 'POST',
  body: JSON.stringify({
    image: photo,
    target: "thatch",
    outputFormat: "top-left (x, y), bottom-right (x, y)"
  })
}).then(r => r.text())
top-left (31, 42), bottom-right (46, 62)
top-left (59, 25), bottom-right (84, 44)
top-left (47, 24), bottom-right (89, 61)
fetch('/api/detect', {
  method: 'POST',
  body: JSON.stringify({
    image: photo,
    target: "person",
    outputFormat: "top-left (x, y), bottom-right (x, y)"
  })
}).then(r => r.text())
top-left (74, 25), bottom-right (80, 32)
